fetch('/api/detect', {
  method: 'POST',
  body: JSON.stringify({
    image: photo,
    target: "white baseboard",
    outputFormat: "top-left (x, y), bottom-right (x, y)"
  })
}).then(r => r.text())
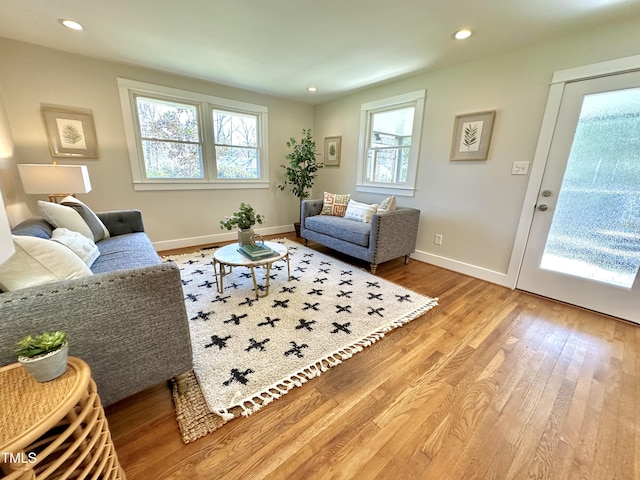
top-left (152, 225), bottom-right (295, 252)
top-left (412, 249), bottom-right (512, 288)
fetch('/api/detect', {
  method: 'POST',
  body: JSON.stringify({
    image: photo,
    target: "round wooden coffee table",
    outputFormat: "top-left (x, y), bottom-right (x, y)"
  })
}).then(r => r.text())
top-left (213, 241), bottom-right (290, 298)
top-left (0, 357), bottom-right (126, 479)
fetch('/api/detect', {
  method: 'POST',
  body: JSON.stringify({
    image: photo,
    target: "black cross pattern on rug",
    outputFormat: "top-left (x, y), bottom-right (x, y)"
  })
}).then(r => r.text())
top-left (368, 307), bottom-right (385, 317)
top-left (341, 270), bottom-right (353, 276)
top-left (303, 302), bottom-right (320, 311)
top-left (284, 341), bottom-right (309, 358)
top-left (190, 310), bottom-right (213, 321)
top-left (368, 293), bottom-right (383, 300)
top-left (185, 259), bottom-right (200, 265)
top-left (212, 294), bottom-right (231, 304)
top-left (367, 281), bottom-right (381, 289)
top-left (224, 313), bottom-right (248, 325)
top-left (337, 290), bottom-right (352, 298)
top-left (240, 272), bottom-right (253, 279)
top-left (273, 264), bottom-right (284, 271)
top-left (198, 280), bottom-right (216, 289)
top-left (192, 269), bottom-right (206, 275)
top-left (339, 279), bottom-right (353, 286)
top-left (245, 337), bottom-right (270, 352)
top-left (308, 289), bottom-right (323, 296)
top-left (181, 279), bottom-right (192, 286)
top-left (272, 299), bottom-right (290, 309)
top-left (304, 253), bottom-right (314, 257)
top-left (320, 261), bottom-right (331, 266)
top-left (223, 368), bottom-right (254, 386)
top-left (314, 277), bottom-right (328, 284)
top-left (280, 286), bottom-right (296, 294)
top-left (318, 268), bottom-right (330, 274)
top-left (396, 294), bottom-right (412, 302)
top-left (258, 316), bottom-right (281, 328)
top-left (226, 282), bottom-right (241, 290)
top-left (185, 293), bottom-right (201, 302)
top-left (239, 297), bottom-right (257, 307)
top-left (300, 260), bottom-right (311, 265)
top-left (296, 319), bottom-right (316, 331)
top-left (336, 305), bottom-right (352, 314)
top-left (204, 334), bottom-right (231, 350)
top-left (331, 322), bottom-right (352, 334)
top-left (295, 267), bottom-right (307, 273)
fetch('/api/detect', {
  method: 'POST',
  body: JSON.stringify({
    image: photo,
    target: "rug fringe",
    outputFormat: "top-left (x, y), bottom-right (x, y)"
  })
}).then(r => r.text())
top-left (219, 297), bottom-right (438, 419)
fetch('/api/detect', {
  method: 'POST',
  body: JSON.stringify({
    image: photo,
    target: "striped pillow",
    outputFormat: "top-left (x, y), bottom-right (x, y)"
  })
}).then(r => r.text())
top-left (344, 199), bottom-right (378, 223)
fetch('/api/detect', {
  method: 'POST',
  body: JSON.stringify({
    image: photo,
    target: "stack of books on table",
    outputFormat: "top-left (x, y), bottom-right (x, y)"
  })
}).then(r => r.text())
top-left (238, 243), bottom-right (277, 260)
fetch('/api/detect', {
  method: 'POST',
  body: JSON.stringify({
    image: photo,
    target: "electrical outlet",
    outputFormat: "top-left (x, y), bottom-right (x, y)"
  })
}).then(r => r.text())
top-left (434, 234), bottom-right (443, 245)
top-left (512, 161), bottom-right (530, 175)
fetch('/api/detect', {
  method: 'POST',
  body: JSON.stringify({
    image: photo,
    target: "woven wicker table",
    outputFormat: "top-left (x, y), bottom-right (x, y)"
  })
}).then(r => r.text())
top-left (0, 357), bottom-right (126, 479)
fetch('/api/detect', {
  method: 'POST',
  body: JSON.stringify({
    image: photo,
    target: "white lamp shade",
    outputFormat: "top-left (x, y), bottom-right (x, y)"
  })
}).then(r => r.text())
top-left (18, 164), bottom-right (92, 195)
top-left (0, 188), bottom-right (15, 265)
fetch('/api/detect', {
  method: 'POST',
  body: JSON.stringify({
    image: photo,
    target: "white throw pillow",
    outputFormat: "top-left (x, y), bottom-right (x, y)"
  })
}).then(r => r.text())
top-left (38, 200), bottom-right (94, 240)
top-left (344, 199), bottom-right (379, 223)
top-left (377, 195), bottom-right (397, 213)
top-left (60, 196), bottom-right (110, 241)
top-left (0, 235), bottom-right (92, 292)
top-left (51, 228), bottom-right (100, 267)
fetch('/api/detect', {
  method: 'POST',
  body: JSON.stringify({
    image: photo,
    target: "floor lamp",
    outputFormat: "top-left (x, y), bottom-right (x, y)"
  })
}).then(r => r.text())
top-left (17, 164), bottom-right (92, 203)
top-left (0, 187), bottom-right (15, 265)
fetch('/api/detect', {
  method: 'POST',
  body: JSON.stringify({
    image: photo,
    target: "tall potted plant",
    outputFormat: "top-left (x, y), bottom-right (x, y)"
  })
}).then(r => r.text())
top-left (278, 129), bottom-right (322, 236)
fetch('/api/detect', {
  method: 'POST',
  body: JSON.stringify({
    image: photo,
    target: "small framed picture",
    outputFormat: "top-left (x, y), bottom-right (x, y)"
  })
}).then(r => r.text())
top-left (323, 136), bottom-right (341, 166)
top-left (41, 106), bottom-right (99, 158)
top-left (450, 110), bottom-right (495, 161)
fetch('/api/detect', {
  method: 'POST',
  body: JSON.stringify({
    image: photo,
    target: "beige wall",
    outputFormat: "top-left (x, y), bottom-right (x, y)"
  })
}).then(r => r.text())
top-left (312, 16), bottom-right (640, 283)
top-left (2, 14), bottom-right (640, 278)
top-left (0, 38), bottom-right (313, 247)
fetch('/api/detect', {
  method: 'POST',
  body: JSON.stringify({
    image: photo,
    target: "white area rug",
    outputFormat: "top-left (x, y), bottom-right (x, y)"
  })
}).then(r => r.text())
top-left (165, 239), bottom-right (437, 426)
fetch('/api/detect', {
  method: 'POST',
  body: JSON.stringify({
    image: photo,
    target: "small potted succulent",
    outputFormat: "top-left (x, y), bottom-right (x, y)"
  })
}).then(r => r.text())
top-left (220, 202), bottom-right (265, 246)
top-left (16, 330), bottom-right (69, 382)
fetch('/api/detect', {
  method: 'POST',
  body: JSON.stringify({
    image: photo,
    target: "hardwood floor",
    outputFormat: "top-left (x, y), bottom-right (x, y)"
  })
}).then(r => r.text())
top-left (106, 237), bottom-right (639, 479)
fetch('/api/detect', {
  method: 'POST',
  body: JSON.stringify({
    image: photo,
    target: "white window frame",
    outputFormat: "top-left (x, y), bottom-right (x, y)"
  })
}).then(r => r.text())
top-left (356, 90), bottom-right (426, 197)
top-left (118, 78), bottom-right (269, 191)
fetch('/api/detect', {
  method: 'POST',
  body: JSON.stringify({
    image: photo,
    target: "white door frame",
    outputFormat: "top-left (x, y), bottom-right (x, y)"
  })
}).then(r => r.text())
top-left (507, 54), bottom-right (640, 289)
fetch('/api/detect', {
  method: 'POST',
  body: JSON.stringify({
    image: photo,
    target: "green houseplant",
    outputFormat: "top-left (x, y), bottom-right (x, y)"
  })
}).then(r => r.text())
top-left (16, 330), bottom-right (69, 382)
top-left (278, 129), bottom-right (322, 236)
top-left (220, 202), bottom-right (265, 246)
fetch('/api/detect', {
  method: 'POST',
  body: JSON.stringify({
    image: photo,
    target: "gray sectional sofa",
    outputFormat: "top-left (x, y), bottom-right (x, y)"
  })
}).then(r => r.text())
top-left (300, 199), bottom-right (420, 274)
top-left (0, 210), bottom-right (193, 406)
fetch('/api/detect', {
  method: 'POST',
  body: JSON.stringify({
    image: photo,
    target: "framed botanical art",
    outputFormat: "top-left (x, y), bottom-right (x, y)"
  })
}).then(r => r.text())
top-left (41, 106), bottom-right (99, 158)
top-left (323, 136), bottom-right (341, 166)
top-left (450, 110), bottom-right (495, 161)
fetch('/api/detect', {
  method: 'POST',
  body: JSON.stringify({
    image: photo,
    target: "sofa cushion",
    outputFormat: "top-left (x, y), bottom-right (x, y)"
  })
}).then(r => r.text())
top-left (38, 200), bottom-right (95, 240)
top-left (11, 217), bottom-right (54, 239)
top-left (378, 195), bottom-right (397, 213)
top-left (344, 199), bottom-right (378, 223)
top-left (305, 215), bottom-right (371, 247)
top-left (91, 232), bottom-right (161, 274)
top-left (61, 196), bottom-right (110, 241)
top-left (51, 228), bottom-right (100, 267)
top-left (0, 235), bottom-right (93, 291)
top-left (321, 192), bottom-right (350, 217)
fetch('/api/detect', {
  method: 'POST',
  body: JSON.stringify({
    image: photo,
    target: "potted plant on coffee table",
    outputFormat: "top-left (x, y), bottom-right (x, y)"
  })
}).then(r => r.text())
top-left (16, 330), bottom-right (69, 382)
top-left (278, 129), bottom-right (322, 237)
top-left (220, 202), bottom-right (265, 246)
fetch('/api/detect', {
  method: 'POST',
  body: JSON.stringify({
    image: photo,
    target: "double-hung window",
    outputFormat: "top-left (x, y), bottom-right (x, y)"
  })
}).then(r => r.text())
top-left (118, 79), bottom-right (269, 190)
top-left (356, 90), bottom-right (425, 197)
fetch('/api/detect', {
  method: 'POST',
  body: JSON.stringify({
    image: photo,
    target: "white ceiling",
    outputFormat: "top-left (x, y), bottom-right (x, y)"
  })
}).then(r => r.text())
top-left (1, 0), bottom-right (639, 103)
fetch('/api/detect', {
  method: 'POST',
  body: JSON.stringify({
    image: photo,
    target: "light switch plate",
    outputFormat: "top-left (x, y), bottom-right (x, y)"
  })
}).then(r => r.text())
top-left (512, 161), bottom-right (530, 175)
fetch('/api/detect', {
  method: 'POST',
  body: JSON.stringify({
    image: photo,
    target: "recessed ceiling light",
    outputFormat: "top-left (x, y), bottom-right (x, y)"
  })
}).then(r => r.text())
top-left (307, 86), bottom-right (318, 93)
top-left (59, 19), bottom-right (84, 31)
top-left (453, 29), bottom-right (473, 40)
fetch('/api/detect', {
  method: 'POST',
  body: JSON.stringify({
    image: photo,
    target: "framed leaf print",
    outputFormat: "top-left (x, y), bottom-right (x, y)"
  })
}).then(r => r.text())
top-left (42, 106), bottom-right (99, 158)
top-left (450, 110), bottom-right (495, 161)
top-left (324, 136), bottom-right (341, 166)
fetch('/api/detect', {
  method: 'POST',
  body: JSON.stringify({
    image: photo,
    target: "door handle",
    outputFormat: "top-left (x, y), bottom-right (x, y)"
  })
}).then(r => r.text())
top-left (538, 204), bottom-right (548, 211)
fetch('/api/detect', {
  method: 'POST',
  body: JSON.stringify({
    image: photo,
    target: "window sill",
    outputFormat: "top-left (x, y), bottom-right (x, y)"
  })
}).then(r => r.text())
top-left (133, 181), bottom-right (271, 191)
top-left (355, 183), bottom-right (416, 197)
